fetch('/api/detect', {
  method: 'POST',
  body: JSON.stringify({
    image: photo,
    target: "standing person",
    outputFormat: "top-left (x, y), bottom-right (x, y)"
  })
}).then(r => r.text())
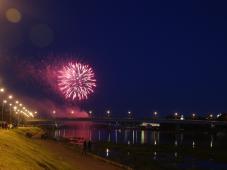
top-left (88, 140), bottom-right (92, 152)
top-left (83, 140), bottom-right (87, 155)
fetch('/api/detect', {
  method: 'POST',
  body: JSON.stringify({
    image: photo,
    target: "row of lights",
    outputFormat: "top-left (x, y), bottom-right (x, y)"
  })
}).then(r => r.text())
top-left (83, 110), bottom-right (222, 120)
top-left (0, 87), bottom-right (37, 121)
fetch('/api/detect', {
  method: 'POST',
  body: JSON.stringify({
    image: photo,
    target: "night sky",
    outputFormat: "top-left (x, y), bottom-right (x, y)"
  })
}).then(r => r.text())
top-left (0, 0), bottom-right (227, 117)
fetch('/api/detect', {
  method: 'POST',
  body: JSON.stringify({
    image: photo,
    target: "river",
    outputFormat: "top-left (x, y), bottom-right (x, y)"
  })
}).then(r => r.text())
top-left (49, 121), bottom-right (227, 170)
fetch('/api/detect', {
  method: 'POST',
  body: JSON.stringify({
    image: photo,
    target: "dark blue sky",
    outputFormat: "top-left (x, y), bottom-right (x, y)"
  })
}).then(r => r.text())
top-left (0, 0), bottom-right (227, 117)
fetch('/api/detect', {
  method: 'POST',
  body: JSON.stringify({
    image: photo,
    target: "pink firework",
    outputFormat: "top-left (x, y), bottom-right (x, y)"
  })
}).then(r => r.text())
top-left (58, 62), bottom-right (96, 100)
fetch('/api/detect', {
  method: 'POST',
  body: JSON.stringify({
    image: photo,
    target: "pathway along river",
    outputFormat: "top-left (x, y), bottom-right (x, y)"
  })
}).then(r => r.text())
top-left (48, 121), bottom-right (227, 170)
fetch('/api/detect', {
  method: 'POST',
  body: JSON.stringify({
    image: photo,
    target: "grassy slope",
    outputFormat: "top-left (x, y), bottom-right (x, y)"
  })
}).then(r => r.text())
top-left (0, 127), bottom-right (72, 170)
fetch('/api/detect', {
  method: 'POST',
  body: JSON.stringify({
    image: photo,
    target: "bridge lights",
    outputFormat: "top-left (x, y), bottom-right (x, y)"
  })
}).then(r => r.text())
top-left (192, 113), bottom-right (196, 119)
top-left (88, 110), bottom-right (93, 118)
top-left (174, 112), bottom-right (178, 119)
top-left (154, 111), bottom-right (158, 116)
top-left (153, 111), bottom-right (158, 118)
top-left (209, 114), bottom-right (213, 119)
top-left (128, 111), bottom-right (132, 119)
top-left (217, 113), bottom-right (222, 118)
top-left (106, 110), bottom-right (111, 118)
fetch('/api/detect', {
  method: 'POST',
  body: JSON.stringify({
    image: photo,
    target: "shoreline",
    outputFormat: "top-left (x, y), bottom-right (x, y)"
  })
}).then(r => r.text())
top-left (0, 127), bottom-right (127, 170)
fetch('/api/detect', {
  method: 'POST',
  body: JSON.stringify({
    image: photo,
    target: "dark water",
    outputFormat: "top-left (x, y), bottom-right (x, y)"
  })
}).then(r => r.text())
top-left (51, 121), bottom-right (227, 170)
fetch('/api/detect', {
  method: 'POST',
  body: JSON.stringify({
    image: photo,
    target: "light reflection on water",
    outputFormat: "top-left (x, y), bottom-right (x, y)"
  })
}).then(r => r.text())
top-left (54, 126), bottom-right (162, 145)
top-left (51, 121), bottom-right (227, 170)
top-left (52, 122), bottom-right (223, 148)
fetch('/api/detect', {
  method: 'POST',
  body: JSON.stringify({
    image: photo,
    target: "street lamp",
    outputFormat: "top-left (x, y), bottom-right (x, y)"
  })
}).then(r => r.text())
top-left (153, 111), bottom-right (158, 119)
top-left (174, 112), bottom-right (178, 119)
top-left (1, 100), bottom-right (7, 122)
top-left (0, 88), bottom-right (4, 93)
top-left (106, 110), bottom-right (111, 118)
top-left (89, 110), bottom-right (93, 118)
top-left (209, 114), bottom-right (213, 119)
top-left (192, 113), bottom-right (196, 119)
top-left (8, 95), bottom-right (13, 100)
top-left (9, 103), bottom-right (12, 124)
top-left (52, 110), bottom-right (56, 114)
top-left (128, 111), bottom-right (132, 119)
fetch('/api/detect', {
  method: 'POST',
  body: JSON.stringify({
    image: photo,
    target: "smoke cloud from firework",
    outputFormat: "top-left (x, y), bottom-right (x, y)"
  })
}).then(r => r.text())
top-left (0, 56), bottom-right (96, 118)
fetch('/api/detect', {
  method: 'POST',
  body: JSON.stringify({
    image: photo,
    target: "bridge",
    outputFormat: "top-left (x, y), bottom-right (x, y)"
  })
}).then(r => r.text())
top-left (26, 117), bottom-right (227, 128)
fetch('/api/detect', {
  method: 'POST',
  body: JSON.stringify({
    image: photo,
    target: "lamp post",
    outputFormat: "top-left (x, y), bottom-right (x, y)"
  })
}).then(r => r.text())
top-left (153, 111), bottom-right (158, 119)
top-left (8, 95), bottom-right (13, 100)
top-left (209, 114), bottom-right (213, 120)
top-left (13, 106), bottom-right (19, 126)
top-left (0, 88), bottom-right (4, 93)
top-left (174, 112), bottom-right (178, 119)
top-left (89, 110), bottom-right (93, 118)
top-left (1, 100), bottom-right (7, 122)
top-left (106, 110), bottom-right (111, 118)
top-left (0, 88), bottom-right (5, 124)
top-left (9, 103), bottom-right (12, 124)
top-left (8, 95), bottom-right (13, 125)
top-left (128, 111), bottom-right (132, 119)
top-left (192, 113), bottom-right (196, 120)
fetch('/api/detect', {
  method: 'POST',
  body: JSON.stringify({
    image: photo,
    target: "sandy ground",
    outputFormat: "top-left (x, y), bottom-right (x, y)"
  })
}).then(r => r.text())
top-left (0, 127), bottom-right (123, 170)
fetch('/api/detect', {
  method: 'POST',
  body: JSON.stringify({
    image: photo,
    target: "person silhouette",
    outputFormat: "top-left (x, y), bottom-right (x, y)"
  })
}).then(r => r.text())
top-left (83, 140), bottom-right (87, 155)
top-left (88, 140), bottom-right (92, 152)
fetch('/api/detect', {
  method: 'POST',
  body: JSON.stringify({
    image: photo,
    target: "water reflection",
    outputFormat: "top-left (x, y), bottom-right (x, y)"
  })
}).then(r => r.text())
top-left (106, 148), bottom-right (110, 157)
top-left (210, 135), bottom-right (214, 148)
top-left (51, 121), bottom-right (227, 170)
top-left (53, 121), bottom-right (220, 149)
top-left (115, 129), bottom-right (118, 144)
top-left (192, 141), bottom-right (195, 149)
top-left (141, 130), bottom-right (145, 144)
top-left (153, 151), bottom-right (157, 160)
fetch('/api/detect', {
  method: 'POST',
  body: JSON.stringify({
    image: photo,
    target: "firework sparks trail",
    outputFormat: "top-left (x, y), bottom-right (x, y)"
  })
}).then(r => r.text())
top-left (58, 62), bottom-right (96, 100)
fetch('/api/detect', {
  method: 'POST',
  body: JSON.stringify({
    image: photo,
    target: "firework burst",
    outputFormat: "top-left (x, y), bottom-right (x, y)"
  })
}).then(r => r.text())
top-left (57, 62), bottom-right (96, 100)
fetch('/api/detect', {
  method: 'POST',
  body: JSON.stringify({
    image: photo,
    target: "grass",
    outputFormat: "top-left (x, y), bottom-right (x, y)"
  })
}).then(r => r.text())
top-left (0, 127), bottom-right (73, 170)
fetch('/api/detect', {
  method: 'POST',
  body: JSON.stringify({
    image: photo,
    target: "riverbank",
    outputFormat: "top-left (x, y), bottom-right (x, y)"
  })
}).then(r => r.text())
top-left (0, 127), bottom-right (124, 170)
